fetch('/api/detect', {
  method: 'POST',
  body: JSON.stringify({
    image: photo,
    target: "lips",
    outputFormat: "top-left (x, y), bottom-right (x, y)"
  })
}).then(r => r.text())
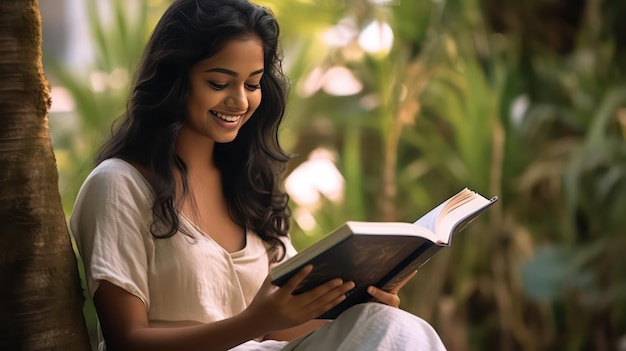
top-left (211, 110), bottom-right (244, 122)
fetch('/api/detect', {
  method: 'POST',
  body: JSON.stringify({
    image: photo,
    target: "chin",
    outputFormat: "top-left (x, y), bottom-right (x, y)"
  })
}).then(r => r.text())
top-left (214, 133), bottom-right (240, 144)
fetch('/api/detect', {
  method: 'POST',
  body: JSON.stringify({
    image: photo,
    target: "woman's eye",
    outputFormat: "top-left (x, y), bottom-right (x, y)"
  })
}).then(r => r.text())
top-left (208, 82), bottom-right (228, 90)
top-left (245, 83), bottom-right (261, 91)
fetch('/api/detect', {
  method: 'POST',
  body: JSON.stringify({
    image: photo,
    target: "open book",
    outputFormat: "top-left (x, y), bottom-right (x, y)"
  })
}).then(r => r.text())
top-left (271, 188), bottom-right (498, 319)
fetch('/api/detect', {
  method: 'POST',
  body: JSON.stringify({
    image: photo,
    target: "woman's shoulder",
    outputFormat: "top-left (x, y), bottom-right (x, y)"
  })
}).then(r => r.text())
top-left (79, 157), bottom-right (154, 203)
top-left (70, 158), bottom-right (155, 242)
top-left (90, 157), bottom-right (148, 182)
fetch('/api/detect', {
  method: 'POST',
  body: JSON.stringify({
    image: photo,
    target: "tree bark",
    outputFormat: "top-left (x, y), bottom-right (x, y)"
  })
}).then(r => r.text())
top-left (0, 0), bottom-right (91, 350)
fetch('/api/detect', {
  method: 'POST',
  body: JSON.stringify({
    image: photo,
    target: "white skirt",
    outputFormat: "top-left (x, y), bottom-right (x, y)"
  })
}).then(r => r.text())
top-left (232, 303), bottom-right (447, 351)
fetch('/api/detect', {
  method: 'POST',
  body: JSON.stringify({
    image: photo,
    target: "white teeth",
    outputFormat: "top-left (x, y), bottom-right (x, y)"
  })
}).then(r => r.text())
top-left (213, 111), bottom-right (242, 122)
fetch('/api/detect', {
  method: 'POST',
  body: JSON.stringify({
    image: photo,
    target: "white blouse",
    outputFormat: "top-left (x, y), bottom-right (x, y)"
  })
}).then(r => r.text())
top-left (70, 158), bottom-right (297, 327)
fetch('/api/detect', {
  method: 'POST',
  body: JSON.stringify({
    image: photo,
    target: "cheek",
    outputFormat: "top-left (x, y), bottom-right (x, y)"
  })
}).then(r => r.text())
top-left (186, 98), bottom-right (205, 123)
top-left (186, 89), bottom-right (205, 112)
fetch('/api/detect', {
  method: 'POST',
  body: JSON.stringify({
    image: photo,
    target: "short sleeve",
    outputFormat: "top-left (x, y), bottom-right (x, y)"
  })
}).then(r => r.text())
top-left (69, 159), bottom-right (154, 309)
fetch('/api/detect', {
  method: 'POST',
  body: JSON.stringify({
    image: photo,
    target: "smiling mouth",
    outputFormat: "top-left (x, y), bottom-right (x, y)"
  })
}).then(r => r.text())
top-left (211, 110), bottom-right (244, 122)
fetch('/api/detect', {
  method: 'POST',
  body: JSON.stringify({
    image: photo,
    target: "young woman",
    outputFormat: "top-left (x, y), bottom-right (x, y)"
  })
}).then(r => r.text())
top-left (70, 0), bottom-right (447, 350)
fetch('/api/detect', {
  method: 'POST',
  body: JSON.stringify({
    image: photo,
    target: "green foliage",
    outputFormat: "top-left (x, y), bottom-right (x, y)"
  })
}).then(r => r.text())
top-left (48, 0), bottom-right (160, 213)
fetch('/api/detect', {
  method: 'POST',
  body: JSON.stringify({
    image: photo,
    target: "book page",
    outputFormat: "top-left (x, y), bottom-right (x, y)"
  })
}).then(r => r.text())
top-left (435, 192), bottom-right (492, 242)
top-left (439, 188), bottom-right (474, 215)
top-left (413, 201), bottom-right (447, 235)
top-left (412, 188), bottom-right (473, 242)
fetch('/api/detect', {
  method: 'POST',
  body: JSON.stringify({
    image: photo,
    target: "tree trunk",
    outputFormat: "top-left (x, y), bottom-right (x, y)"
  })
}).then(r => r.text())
top-left (0, 0), bottom-right (91, 350)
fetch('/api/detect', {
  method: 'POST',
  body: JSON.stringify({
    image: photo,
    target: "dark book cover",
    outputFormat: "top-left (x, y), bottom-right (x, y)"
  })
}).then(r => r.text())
top-left (271, 234), bottom-right (437, 319)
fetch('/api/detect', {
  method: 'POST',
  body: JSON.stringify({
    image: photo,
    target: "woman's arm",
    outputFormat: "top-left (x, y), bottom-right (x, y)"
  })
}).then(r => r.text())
top-left (94, 281), bottom-right (265, 351)
top-left (95, 265), bottom-right (354, 351)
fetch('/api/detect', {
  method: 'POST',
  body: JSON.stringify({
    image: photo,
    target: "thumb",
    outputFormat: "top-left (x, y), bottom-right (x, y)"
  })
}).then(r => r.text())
top-left (390, 270), bottom-right (417, 294)
top-left (258, 274), bottom-right (279, 296)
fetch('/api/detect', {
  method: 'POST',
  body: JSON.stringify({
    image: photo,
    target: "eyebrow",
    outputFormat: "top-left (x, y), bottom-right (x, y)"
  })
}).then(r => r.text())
top-left (204, 68), bottom-right (264, 77)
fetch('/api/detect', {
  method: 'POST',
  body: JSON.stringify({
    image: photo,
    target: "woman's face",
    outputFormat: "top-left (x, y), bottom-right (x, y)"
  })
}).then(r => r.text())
top-left (184, 35), bottom-right (264, 144)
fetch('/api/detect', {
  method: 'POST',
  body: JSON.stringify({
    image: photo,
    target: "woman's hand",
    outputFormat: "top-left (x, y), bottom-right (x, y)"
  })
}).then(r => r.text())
top-left (243, 265), bottom-right (354, 334)
top-left (366, 270), bottom-right (417, 308)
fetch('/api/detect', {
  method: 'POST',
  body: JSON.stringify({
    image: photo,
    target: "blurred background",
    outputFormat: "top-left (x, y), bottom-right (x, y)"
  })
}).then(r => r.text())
top-left (39, 0), bottom-right (626, 350)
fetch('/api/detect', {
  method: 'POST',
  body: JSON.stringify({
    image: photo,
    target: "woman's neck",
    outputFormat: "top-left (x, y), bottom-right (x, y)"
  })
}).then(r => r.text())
top-left (173, 127), bottom-right (245, 252)
top-left (175, 126), bottom-right (216, 171)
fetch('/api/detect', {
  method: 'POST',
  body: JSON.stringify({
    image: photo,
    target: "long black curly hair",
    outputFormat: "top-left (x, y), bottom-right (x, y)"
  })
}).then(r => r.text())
top-left (96, 0), bottom-right (291, 260)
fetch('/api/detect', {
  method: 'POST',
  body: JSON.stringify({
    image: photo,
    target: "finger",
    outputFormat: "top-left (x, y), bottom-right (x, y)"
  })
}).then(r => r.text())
top-left (302, 281), bottom-right (354, 317)
top-left (280, 264), bottom-right (314, 294)
top-left (297, 280), bottom-right (353, 308)
top-left (309, 291), bottom-right (348, 318)
top-left (305, 278), bottom-right (344, 300)
top-left (390, 270), bottom-right (417, 294)
top-left (367, 286), bottom-right (400, 307)
top-left (258, 274), bottom-right (278, 294)
top-left (299, 278), bottom-right (352, 305)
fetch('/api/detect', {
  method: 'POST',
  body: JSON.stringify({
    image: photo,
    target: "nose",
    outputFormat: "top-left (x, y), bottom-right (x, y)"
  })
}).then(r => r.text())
top-left (225, 87), bottom-right (248, 112)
